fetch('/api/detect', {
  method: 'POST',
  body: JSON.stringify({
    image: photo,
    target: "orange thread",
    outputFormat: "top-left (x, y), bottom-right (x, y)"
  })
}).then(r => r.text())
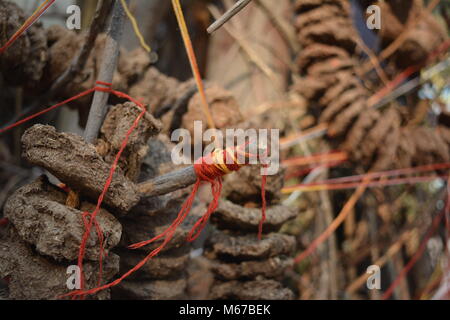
top-left (368, 39), bottom-right (450, 107)
top-left (282, 150), bottom-right (348, 167)
top-left (63, 146), bottom-right (268, 299)
top-left (285, 160), bottom-right (346, 180)
top-left (284, 162), bottom-right (450, 194)
top-left (171, 0), bottom-right (216, 131)
top-left (383, 174), bottom-right (450, 300)
top-left (294, 179), bottom-right (370, 265)
top-left (0, 82), bottom-right (268, 299)
top-left (285, 175), bottom-right (447, 193)
top-left (56, 183), bottom-right (70, 193)
top-left (0, 0), bottom-right (56, 54)
top-left (74, 85), bottom-right (147, 300)
top-left (0, 81), bottom-right (146, 299)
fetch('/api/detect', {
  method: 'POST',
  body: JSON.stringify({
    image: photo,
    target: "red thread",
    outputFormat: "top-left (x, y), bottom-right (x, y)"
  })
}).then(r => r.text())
top-left (95, 81), bottom-right (112, 87)
top-left (0, 88), bottom-right (96, 135)
top-left (382, 207), bottom-right (445, 300)
top-left (73, 86), bottom-right (146, 300)
top-left (382, 176), bottom-right (450, 300)
top-left (62, 147), bottom-right (268, 299)
top-left (260, 171), bottom-right (267, 240)
top-left (0, 84), bottom-right (268, 299)
top-left (285, 160), bottom-right (346, 180)
top-left (0, 0), bottom-right (270, 300)
top-left (370, 39), bottom-right (450, 106)
top-left (56, 183), bottom-right (70, 193)
top-left (0, 218), bottom-right (9, 227)
top-left (0, 83), bottom-right (146, 299)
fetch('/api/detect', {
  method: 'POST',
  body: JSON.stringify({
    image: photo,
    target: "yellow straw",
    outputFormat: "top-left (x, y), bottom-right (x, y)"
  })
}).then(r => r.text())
top-left (120, 0), bottom-right (151, 52)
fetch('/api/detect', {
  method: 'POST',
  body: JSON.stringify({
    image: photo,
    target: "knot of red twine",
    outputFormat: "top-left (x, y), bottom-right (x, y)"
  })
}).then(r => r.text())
top-left (64, 146), bottom-right (267, 299)
top-left (0, 77), bottom-right (267, 299)
top-left (188, 147), bottom-right (267, 242)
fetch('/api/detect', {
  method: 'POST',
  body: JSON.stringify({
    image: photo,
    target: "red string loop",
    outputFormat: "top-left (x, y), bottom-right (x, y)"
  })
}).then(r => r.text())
top-left (62, 146), bottom-right (267, 299)
top-left (0, 82), bottom-right (268, 299)
top-left (95, 81), bottom-right (112, 87)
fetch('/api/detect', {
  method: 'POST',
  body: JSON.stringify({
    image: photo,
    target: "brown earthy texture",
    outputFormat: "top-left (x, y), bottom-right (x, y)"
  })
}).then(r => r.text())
top-left (0, 6), bottom-right (186, 128)
top-left (222, 166), bottom-right (285, 205)
top-left (0, 0), bottom-right (449, 302)
top-left (44, 25), bottom-right (241, 134)
top-left (41, 24), bottom-right (243, 132)
top-left (4, 176), bottom-right (121, 261)
top-left (119, 200), bottom-right (202, 252)
top-left (100, 102), bottom-right (162, 153)
top-left (210, 279), bottom-right (294, 300)
top-left (0, 0), bottom-right (47, 87)
top-left (98, 102), bottom-right (162, 181)
top-left (376, 0), bottom-right (447, 68)
top-left (0, 228), bottom-right (119, 300)
top-left (3, 99), bottom-right (196, 299)
top-left (111, 134), bottom-right (198, 299)
top-left (0, 1), bottom-right (243, 135)
top-left (206, 159), bottom-right (297, 299)
top-left (112, 278), bottom-right (187, 300)
top-left (116, 246), bottom-right (190, 280)
top-left (293, 0), bottom-right (450, 171)
top-left (212, 200), bottom-right (297, 233)
top-left (181, 85), bottom-right (244, 136)
top-left (21, 124), bottom-right (140, 214)
top-left (211, 257), bottom-right (293, 280)
top-left (206, 232), bottom-right (296, 262)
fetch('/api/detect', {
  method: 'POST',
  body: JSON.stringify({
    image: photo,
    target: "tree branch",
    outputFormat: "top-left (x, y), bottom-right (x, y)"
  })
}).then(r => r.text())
top-left (84, 0), bottom-right (126, 143)
top-left (138, 166), bottom-right (198, 197)
top-left (0, 0), bottom-right (113, 132)
top-left (207, 0), bottom-right (252, 34)
top-left (138, 147), bottom-right (267, 198)
top-left (49, 0), bottom-right (113, 94)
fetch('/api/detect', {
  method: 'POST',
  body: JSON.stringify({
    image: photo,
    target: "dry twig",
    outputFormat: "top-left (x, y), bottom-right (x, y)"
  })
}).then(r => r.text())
top-left (207, 0), bottom-right (252, 34)
top-left (208, 4), bottom-right (281, 89)
top-left (84, 0), bottom-right (126, 143)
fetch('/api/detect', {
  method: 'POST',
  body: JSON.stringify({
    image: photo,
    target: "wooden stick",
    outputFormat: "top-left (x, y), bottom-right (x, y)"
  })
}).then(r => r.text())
top-left (84, 0), bottom-right (126, 143)
top-left (50, 0), bottom-right (113, 96)
top-left (208, 4), bottom-right (279, 86)
top-left (138, 166), bottom-right (197, 197)
top-left (207, 0), bottom-right (252, 34)
top-left (57, 1), bottom-right (114, 208)
top-left (0, 0), bottom-right (113, 133)
top-left (138, 147), bottom-right (266, 197)
top-left (359, 0), bottom-right (440, 75)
